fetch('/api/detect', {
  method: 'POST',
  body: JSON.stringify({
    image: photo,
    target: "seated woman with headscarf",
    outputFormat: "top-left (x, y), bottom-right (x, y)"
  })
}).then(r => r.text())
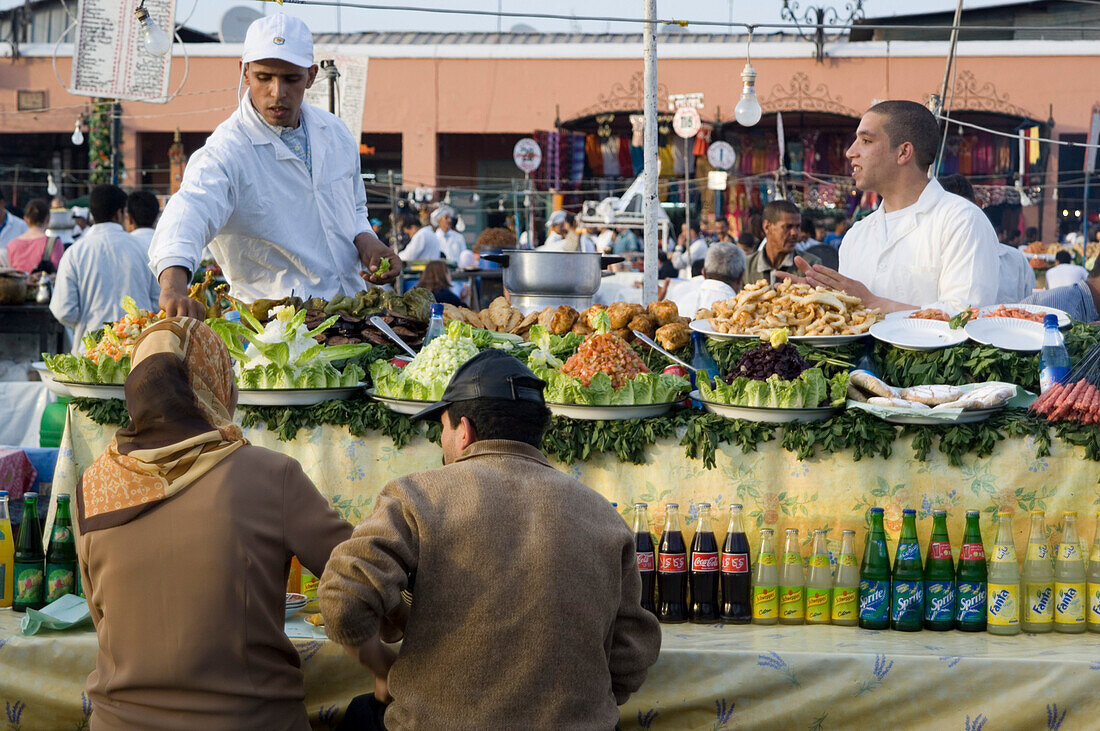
top-left (76, 318), bottom-right (352, 730)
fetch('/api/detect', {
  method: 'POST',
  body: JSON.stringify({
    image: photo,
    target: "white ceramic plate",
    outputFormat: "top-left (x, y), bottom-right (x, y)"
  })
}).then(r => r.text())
top-left (33, 362), bottom-right (74, 397)
top-left (964, 318), bottom-right (1045, 352)
top-left (882, 406), bottom-right (1003, 425)
top-left (978, 303), bottom-right (1071, 329)
top-left (689, 319), bottom-right (868, 348)
top-left (285, 593), bottom-right (308, 620)
top-left (869, 319), bottom-right (969, 351)
top-left (546, 402), bottom-right (677, 420)
top-left (368, 390), bottom-right (433, 415)
top-left (59, 382), bottom-right (125, 400)
top-left (236, 384), bottom-right (365, 407)
top-left (884, 307), bottom-right (959, 322)
top-left (691, 391), bottom-right (841, 423)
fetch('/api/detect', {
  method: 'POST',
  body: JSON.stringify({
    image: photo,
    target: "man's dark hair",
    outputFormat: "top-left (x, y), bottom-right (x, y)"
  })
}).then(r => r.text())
top-left (939, 174), bottom-right (975, 203)
top-left (762, 199), bottom-right (800, 225)
top-left (89, 184), bottom-right (128, 225)
top-left (23, 198), bottom-right (50, 227)
top-left (868, 100), bottom-right (941, 170)
top-left (801, 217), bottom-right (816, 237)
top-left (1025, 226), bottom-right (1040, 243)
top-left (1055, 249), bottom-right (1072, 265)
top-left (398, 213), bottom-right (420, 231)
top-left (126, 189), bottom-right (160, 228)
top-left (445, 397), bottom-right (551, 448)
top-left (737, 231), bottom-right (757, 248)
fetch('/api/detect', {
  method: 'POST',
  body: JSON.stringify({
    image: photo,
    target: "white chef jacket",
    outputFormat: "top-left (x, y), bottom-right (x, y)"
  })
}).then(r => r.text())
top-left (665, 277), bottom-right (736, 320)
top-left (149, 91), bottom-right (371, 302)
top-left (994, 246), bottom-right (1036, 303)
top-left (538, 231), bottom-right (566, 251)
top-left (1044, 262), bottom-right (1089, 291)
top-left (839, 179), bottom-right (1000, 310)
top-left (50, 223), bottom-right (160, 352)
top-left (129, 227), bottom-right (155, 253)
top-left (436, 228), bottom-right (467, 263)
top-left (0, 209), bottom-right (28, 267)
top-left (400, 226), bottom-right (442, 261)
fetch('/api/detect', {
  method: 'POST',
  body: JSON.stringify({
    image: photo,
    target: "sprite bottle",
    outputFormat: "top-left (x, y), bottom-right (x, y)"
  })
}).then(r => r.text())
top-left (923, 509), bottom-right (956, 631)
top-left (891, 508), bottom-right (923, 631)
top-left (1088, 512), bottom-right (1100, 633)
top-left (1021, 510), bottom-right (1053, 633)
top-left (955, 510), bottom-right (987, 632)
top-left (752, 529), bottom-right (779, 625)
top-left (1054, 511), bottom-right (1086, 633)
top-left (987, 512), bottom-right (1021, 635)
top-left (12, 493), bottom-right (45, 612)
top-left (45, 495), bottom-right (78, 603)
top-left (859, 508), bottom-right (891, 630)
top-left (831, 529), bottom-right (859, 626)
top-left (778, 528), bottom-right (805, 625)
top-left (805, 529), bottom-right (832, 625)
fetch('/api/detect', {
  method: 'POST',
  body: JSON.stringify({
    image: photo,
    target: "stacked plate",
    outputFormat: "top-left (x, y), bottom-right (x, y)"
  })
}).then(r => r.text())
top-left (285, 592), bottom-right (308, 620)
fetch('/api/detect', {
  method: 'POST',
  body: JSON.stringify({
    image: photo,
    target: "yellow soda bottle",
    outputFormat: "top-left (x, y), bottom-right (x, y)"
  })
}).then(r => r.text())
top-left (0, 491), bottom-right (13, 608)
top-left (1054, 512), bottom-right (1086, 633)
top-left (1088, 512), bottom-right (1100, 633)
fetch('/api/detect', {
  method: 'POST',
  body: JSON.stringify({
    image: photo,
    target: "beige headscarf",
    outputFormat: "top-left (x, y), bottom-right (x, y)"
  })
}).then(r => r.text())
top-left (77, 318), bottom-right (247, 533)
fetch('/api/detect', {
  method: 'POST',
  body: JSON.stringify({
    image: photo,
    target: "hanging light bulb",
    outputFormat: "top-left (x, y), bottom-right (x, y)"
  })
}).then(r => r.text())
top-left (71, 119), bottom-right (84, 146)
top-left (134, 5), bottom-right (172, 57)
top-left (47, 174), bottom-right (58, 197)
top-left (734, 62), bottom-right (762, 127)
top-left (471, 192), bottom-right (480, 203)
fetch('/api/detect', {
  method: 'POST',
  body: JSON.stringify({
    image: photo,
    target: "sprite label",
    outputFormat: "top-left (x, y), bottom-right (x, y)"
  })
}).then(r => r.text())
top-left (956, 581), bottom-right (987, 623)
top-left (890, 581), bottom-right (923, 623)
top-left (14, 563), bottom-right (43, 604)
top-left (45, 565), bottom-right (75, 603)
top-left (753, 586), bottom-right (778, 619)
top-left (896, 542), bottom-right (920, 561)
top-left (924, 580), bottom-right (955, 622)
top-left (779, 586), bottom-right (804, 619)
top-left (858, 579), bottom-right (889, 622)
top-left (806, 589), bottom-right (830, 623)
top-left (1026, 543), bottom-right (1048, 561)
top-left (1055, 582), bottom-right (1085, 624)
top-left (987, 583), bottom-right (1020, 626)
top-left (1024, 583), bottom-right (1054, 623)
top-left (1088, 584), bottom-right (1100, 625)
top-left (832, 587), bottom-right (857, 621)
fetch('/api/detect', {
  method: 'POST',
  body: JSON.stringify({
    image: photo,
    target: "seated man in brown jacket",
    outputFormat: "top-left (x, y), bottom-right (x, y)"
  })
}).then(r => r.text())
top-left (319, 350), bottom-right (662, 729)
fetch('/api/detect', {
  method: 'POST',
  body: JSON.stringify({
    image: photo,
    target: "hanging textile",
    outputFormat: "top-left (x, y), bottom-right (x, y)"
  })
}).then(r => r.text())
top-left (672, 139), bottom-right (695, 176)
top-left (658, 143), bottom-right (675, 178)
top-left (618, 137), bottom-right (633, 178)
top-left (569, 133), bottom-right (586, 189)
top-left (585, 134), bottom-right (604, 177)
top-left (693, 123), bottom-right (713, 157)
top-left (630, 145), bottom-right (644, 175)
top-left (601, 137), bottom-right (620, 178)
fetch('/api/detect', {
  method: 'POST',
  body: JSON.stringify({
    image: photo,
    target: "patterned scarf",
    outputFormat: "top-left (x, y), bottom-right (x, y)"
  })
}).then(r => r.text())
top-left (77, 318), bottom-right (247, 533)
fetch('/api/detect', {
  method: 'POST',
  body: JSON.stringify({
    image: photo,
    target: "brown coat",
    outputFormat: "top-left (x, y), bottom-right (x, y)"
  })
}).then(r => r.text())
top-left (77, 446), bottom-right (352, 730)
top-left (320, 439), bottom-right (662, 730)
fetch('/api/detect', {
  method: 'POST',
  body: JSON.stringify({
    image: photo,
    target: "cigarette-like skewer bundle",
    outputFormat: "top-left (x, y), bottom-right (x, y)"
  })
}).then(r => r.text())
top-left (1030, 343), bottom-right (1100, 423)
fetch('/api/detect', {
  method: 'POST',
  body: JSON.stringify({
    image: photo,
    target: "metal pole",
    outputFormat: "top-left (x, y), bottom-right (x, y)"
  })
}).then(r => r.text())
top-left (933, 0), bottom-right (965, 177)
top-left (683, 135), bottom-right (691, 252)
top-left (111, 101), bottom-right (122, 186)
top-left (526, 172), bottom-right (535, 248)
top-left (1083, 172), bottom-right (1090, 245)
top-left (641, 0), bottom-right (659, 305)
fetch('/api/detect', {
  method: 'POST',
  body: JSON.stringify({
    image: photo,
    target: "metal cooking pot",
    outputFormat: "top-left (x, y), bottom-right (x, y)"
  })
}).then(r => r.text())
top-left (480, 250), bottom-right (624, 296)
top-left (0, 269), bottom-right (28, 305)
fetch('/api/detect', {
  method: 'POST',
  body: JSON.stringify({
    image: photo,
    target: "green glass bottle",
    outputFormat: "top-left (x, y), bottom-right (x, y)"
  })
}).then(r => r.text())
top-left (891, 508), bottom-right (924, 631)
top-left (12, 493), bottom-right (45, 612)
top-left (859, 507), bottom-right (891, 630)
top-left (955, 510), bottom-right (988, 632)
top-left (923, 509), bottom-right (956, 631)
top-left (45, 495), bottom-right (78, 603)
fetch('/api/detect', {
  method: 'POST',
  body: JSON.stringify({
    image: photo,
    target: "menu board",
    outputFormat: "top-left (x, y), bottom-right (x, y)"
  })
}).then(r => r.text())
top-left (303, 51), bottom-right (369, 142)
top-left (71, 0), bottom-right (177, 102)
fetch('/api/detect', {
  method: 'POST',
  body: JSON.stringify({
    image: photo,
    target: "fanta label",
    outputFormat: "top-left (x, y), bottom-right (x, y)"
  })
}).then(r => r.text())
top-left (45, 566), bottom-right (75, 603)
top-left (758, 552), bottom-right (777, 566)
top-left (987, 583), bottom-right (1020, 626)
top-left (924, 580), bottom-right (956, 622)
top-left (956, 581), bottom-right (987, 623)
top-left (929, 541), bottom-right (953, 560)
top-left (658, 553), bottom-right (687, 573)
top-left (896, 542), bottom-right (920, 562)
top-left (991, 545), bottom-right (1016, 563)
top-left (859, 579), bottom-right (889, 622)
top-left (890, 581), bottom-right (924, 623)
top-left (1055, 582), bottom-right (1085, 624)
top-left (753, 586), bottom-right (778, 619)
top-left (1024, 583), bottom-right (1054, 623)
top-left (783, 552), bottom-right (803, 566)
top-left (721, 553), bottom-right (748, 574)
top-left (691, 552), bottom-right (719, 572)
top-left (810, 555), bottom-right (830, 568)
top-left (636, 551), bottom-right (655, 572)
top-left (960, 543), bottom-right (985, 562)
top-left (1058, 543), bottom-right (1081, 562)
top-left (806, 589), bottom-right (830, 623)
top-left (1088, 584), bottom-right (1100, 626)
top-left (1091, 545), bottom-right (1100, 564)
top-left (779, 586), bottom-right (804, 619)
top-left (13, 563), bottom-right (43, 604)
top-left (832, 587), bottom-right (858, 620)
top-left (839, 553), bottom-right (858, 567)
top-left (1026, 543), bottom-right (1048, 561)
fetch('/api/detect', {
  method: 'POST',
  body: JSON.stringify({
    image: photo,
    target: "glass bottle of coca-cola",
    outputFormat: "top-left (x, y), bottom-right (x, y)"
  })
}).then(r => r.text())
top-left (720, 504), bottom-right (751, 623)
top-left (657, 503), bottom-right (688, 623)
top-left (632, 502), bottom-right (656, 616)
top-left (690, 503), bottom-right (719, 623)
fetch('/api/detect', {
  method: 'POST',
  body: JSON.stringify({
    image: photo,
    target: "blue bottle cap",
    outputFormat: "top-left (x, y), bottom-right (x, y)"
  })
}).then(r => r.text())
top-left (430, 303), bottom-right (443, 317)
top-left (902, 508), bottom-right (915, 515)
top-left (224, 310), bottom-right (241, 323)
top-left (1043, 314), bottom-right (1058, 328)
top-left (0, 490), bottom-right (7, 497)
top-left (870, 507), bottom-right (884, 514)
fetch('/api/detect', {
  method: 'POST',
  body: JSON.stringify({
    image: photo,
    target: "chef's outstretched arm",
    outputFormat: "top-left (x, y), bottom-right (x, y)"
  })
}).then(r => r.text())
top-left (776, 256), bottom-right (915, 313)
top-left (355, 229), bottom-right (401, 285)
top-left (159, 266), bottom-right (206, 319)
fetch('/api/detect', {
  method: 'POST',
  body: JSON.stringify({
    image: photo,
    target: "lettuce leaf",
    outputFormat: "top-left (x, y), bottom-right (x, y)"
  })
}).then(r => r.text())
top-left (700, 368), bottom-right (835, 408)
top-left (535, 368), bottom-right (687, 406)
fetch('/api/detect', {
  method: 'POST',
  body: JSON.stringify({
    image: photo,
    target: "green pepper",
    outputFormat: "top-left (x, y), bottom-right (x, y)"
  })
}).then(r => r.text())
top-left (375, 257), bottom-right (391, 276)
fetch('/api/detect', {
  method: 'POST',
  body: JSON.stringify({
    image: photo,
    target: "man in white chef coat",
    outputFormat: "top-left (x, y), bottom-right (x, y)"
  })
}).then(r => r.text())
top-left (783, 100), bottom-right (999, 312)
top-left (150, 13), bottom-right (399, 318)
top-left (431, 206), bottom-right (467, 263)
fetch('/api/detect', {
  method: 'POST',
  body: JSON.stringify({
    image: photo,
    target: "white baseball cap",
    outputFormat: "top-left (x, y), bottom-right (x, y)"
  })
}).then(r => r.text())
top-left (242, 13), bottom-right (314, 69)
top-left (430, 206), bottom-right (455, 226)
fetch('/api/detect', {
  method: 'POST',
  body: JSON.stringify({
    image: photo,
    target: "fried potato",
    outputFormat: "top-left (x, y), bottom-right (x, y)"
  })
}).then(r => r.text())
top-left (655, 322), bottom-right (690, 351)
top-left (505, 309), bottom-right (523, 333)
top-left (647, 300), bottom-right (681, 326)
top-left (550, 305), bottom-right (579, 334)
top-left (581, 303), bottom-right (608, 328)
top-left (606, 302), bottom-right (636, 329)
top-left (612, 327), bottom-right (634, 342)
top-left (538, 307), bottom-right (555, 331)
top-left (628, 313), bottom-right (657, 339)
top-left (705, 279), bottom-right (883, 337)
top-left (488, 297), bottom-right (512, 330)
top-left (515, 310), bottom-right (540, 337)
top-left (571, 321), bottom-right (593, 336)
top-left (441, 303), bottom-right (465, 322)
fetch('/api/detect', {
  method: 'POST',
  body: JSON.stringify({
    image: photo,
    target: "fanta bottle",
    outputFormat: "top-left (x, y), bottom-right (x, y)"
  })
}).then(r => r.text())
top-left (1021, 510), bottom-right (1053, 633)
top-left (1088, 512), bottom-right (1100, 633)
top-left (752, 529), bottom-right (779, 625)
top-left (1054, 512), bottom-right (1086, 633)
top-left (831, 530), bottom-right (859, 626)
top-left (987, 512), bottom-right (1020, 635)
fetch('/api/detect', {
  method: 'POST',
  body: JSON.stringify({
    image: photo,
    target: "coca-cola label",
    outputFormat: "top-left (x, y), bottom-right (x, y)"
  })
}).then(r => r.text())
top-left (636, 551), bottom-right (655, 572)
top-left (658, 553), bottom-right (687, 573)
top-left (721, 553), bottom-right (749, 574)
top-left (929, 541), bottom-right (953, 560)
top-left (960, 543), bottom-right (985, 562)
top-left (692, 552), bottom-right (719, 572)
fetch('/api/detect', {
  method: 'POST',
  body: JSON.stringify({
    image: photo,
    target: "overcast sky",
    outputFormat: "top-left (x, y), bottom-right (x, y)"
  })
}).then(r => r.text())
top-left (116, 0), bottom-right (1029, 38)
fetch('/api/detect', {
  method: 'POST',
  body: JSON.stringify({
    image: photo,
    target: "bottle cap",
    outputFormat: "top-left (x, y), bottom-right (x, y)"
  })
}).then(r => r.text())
top-left (870, 507), bottom-right (883, 514)
top-left (730, 503), bottom-right (743, 510)
top-left (24, 492), bottom-right (37, 499)
top-left (814, 528), bottom-right (827, 535)
top-left (842, 529), bottom-right (855, 535)
top-left (996, 511), bottom-right (1010, 517)
top-left (430, 303), bottom-right (443, 316)
top-left (666, 503), bottom-right (679, 509)
top-left (932, 509), bottom-right (946, 516)
top-left (1064, 511), bottom-right (1077, 517)
top-left (57, 494), bottom-right (70, 502)
top-left (697, 502), bottom-right (710, 509)
top-left (0, 490), bottom-right (7, 497)
top-left (1030, 509), bottom-right (1045, 516)
top-left (965, 509), bottom-right (978, 516)
top-left (761, 528), bottom-right (774, 534)
top-left (633, 502), bottom-right (648, 508)
top-left (786, 528), bottom-right (799, 534)
top-left (1044, 313), bottom-right (1058, 328)
top-left (902, 508), bottom-right (915, 515)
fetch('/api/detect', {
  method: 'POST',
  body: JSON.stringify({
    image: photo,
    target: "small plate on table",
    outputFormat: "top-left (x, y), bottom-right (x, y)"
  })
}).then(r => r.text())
top-left (545, 402), bottom-right (677, 421)
top-left (285, 592), bottom-right (308, 620)
top-left (978, 303), bottom-right (1071, 328)
top-left (368, 390), bottom-right (433, 416)
top-left (869, 319), bottom-right (968, 351)
top-left (689, 319), bottom-right (868, 348)
top-left (964, 318), bottom-right (1045, 352)
top-left (236, 384), bottom-right (365, 407)
top-left (692, 391), bottom-right (841, 423)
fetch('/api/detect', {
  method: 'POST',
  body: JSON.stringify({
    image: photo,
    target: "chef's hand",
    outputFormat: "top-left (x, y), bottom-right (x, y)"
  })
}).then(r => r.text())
top-left (158, 266), bottom-right (207, 319)
top-left (342, 634), bottom-right (397, 702)
top-left (355, 231), bottom-right (401, 285)
top-left (775, 257), bottom-right (912, 313)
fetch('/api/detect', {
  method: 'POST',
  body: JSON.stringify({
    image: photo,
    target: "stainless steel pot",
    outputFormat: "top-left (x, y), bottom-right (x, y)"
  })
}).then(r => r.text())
top-left (0, 269), bottom-right (28, 305)
top-left (480, 250), bottom-right (623, 296)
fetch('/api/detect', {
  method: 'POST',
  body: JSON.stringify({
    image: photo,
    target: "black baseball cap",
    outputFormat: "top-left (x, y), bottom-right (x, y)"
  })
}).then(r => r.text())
top-left (411, 349), bottom-right (546, 422)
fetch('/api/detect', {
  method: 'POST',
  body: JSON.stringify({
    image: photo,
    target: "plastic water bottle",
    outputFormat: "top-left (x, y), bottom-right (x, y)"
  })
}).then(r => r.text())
top-left (1038, 314), bottom-right (1071, 393)
top-left (690, 331), bottom-right (720, 392)
top-left (423, 303), bottom-right (445, 348)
